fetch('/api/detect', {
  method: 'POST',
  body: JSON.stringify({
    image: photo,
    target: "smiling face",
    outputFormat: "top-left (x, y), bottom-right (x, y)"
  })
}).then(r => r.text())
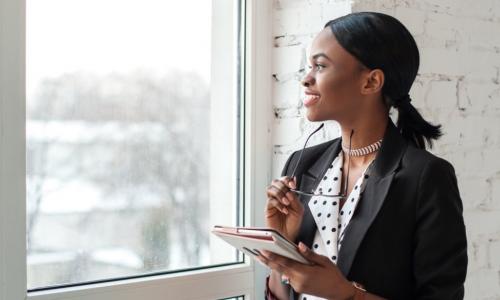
top-left (301, 28), bottom-right (376, 122)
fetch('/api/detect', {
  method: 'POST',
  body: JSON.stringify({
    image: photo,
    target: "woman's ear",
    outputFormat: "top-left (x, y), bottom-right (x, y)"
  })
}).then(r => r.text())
top-left (360, 68), bottom-right (385, 96)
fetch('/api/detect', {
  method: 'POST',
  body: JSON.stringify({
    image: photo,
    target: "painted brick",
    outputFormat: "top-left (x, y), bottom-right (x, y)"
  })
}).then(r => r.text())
top-left (271, 1), bottom-right (500, 298)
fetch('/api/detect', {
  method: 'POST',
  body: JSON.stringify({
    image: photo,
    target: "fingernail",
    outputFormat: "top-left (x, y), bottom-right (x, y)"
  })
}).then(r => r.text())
top-left (289, 180), bottom-right (296, 189)
top-left (298, 242), bottom-right (306, 251)
top-left (282, 197), bottom-right (290, 205)
top-left (283, 207), bottom-right (289, 214)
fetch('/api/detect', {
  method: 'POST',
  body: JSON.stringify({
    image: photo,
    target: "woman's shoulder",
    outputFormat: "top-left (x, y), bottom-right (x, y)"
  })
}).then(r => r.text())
top-left (397, 144), bottom-right (463, 222)
top-left (402, 143), bottom-right (457, 180)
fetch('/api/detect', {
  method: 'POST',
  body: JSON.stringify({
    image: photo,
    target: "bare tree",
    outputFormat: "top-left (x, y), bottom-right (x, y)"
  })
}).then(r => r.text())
top-left (27, 69), bottom-right (211, 280)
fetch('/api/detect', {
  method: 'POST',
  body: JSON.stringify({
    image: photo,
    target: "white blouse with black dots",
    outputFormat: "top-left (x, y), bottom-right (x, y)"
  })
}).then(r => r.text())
top-left (297, 150), bottom-right (372, 300)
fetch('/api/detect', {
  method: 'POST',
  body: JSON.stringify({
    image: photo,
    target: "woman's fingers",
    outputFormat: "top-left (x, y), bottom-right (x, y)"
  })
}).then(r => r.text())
top-left (267, 183), bottom-right (291, 210)
top-left (298, 242), bottom-right (328, 265)
top-left (261, 250), bottom-right (299, 269)
top-left (254, 254), bottom-right (269, 267)
top-left (285, 190), bottom-right (303, 214)
top-left (266, 198), bottom-right (289, 215)
top-left (266, 176), bottom-right (302, 215)
top-left (280, 176), bottom-right (296, 190)
top-left (281, 176), bottom-right (301, 207)
top-left (272, 179), bottom-right (290, 197)
top-left (279, 177), bottom-right (303, 213)
top-left (269, 177), bottom-right (297, 202)
top-left (258, 251), bottom-right (288, 276)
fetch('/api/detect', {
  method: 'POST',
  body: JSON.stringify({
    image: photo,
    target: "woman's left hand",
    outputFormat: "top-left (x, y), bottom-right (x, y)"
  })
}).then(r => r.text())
top-left (256, 242), bottom-right (355, 300)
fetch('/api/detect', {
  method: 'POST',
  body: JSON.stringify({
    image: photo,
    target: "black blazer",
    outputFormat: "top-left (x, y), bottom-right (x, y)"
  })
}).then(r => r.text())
top-left (280, 119), bottom-right (467, 300)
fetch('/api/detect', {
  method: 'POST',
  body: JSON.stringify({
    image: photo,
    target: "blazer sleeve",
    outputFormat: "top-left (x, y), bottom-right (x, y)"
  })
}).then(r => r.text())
top-left (413, 158), bottom-right (468, 299)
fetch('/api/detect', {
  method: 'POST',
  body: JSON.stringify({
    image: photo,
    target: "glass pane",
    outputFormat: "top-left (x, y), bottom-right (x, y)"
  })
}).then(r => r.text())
top-left (26, 0), bottom-right (243, 289)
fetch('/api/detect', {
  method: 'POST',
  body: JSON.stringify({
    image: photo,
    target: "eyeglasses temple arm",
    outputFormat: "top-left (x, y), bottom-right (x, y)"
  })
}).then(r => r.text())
top-left (290, 123), bottom-right (324, 179)
top-left (342, 129), bottom-right (355, 196)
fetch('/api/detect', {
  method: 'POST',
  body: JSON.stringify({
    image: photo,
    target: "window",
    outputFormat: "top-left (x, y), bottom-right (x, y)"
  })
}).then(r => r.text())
top-left (26, 0), bottom-right (245, 290)
top-left (26, 0), bottom-right (248, 289)
top-left (1, 0), bottom-right (272, 299)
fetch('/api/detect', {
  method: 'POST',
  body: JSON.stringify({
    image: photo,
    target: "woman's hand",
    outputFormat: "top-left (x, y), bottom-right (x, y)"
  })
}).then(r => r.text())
top-left (256, 242), bottom-right (356, 300)
top-left (265, 176), bottom-right (304, 242)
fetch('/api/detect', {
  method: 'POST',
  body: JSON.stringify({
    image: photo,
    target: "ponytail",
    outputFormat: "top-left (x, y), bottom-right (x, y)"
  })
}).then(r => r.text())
top-left (391, 94), bottom-right (442, 150)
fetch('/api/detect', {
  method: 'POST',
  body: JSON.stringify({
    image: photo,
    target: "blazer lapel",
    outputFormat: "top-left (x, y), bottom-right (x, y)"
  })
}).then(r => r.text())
top-left (336, 119), bottom-right (408, 277)
top-left (293, 138), bottom-right (342, 248)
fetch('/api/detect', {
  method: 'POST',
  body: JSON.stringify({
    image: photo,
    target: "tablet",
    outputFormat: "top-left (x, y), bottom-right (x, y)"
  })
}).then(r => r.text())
top-left (211, 225), bottom-right (313, 265)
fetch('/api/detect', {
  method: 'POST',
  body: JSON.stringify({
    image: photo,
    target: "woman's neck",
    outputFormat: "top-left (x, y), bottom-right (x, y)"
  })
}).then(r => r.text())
top-left (339, 115), bottom-right (388, 166)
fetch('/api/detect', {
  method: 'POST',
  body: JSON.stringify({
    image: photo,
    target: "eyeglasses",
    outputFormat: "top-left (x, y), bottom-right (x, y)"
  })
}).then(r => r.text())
top-left (289, 124), bottom-right (354, 199)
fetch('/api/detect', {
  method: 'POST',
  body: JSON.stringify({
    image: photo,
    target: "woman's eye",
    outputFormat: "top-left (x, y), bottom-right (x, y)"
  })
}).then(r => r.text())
top-left (307, 64), bottom-right (325, 71)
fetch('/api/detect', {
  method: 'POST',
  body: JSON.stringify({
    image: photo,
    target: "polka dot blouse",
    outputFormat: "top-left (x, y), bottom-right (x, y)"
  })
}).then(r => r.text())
top-left (298, 150), bottom-right (373, 300)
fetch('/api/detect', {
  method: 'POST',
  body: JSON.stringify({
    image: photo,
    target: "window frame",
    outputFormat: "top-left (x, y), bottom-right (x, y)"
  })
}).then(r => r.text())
top-left (0, 0), bottom-right (273, 299)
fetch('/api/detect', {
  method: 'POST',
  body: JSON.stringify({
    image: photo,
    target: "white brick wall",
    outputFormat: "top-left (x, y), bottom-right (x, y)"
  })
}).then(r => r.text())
top-left (271, 0), bottom-right (500, 298)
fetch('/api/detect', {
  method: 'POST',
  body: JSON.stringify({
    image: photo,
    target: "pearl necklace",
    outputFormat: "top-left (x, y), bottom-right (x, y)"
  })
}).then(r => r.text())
top-left (342, 138), bottom-right (383, 156)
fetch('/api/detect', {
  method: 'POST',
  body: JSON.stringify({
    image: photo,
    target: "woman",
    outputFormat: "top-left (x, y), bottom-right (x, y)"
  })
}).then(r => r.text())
top-left (256, 12), bottom-right (468, 300)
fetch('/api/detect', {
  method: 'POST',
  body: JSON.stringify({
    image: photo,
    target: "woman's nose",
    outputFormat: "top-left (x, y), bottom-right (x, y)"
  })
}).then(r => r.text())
top-left (301, 74), bottom-right (314, 87)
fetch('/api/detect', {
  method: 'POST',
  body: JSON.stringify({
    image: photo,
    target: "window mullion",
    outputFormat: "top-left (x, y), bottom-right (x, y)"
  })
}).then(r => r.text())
top-left (0, 0), bottom-right (27, 299)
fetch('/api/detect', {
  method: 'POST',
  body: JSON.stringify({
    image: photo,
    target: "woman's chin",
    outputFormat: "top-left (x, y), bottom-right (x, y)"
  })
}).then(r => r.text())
top-left (305, 109), bottom-right (327, 122)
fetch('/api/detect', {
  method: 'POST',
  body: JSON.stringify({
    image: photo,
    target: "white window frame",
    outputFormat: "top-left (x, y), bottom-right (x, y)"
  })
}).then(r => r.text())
top-left (0, 0), bottom-right (273, 299)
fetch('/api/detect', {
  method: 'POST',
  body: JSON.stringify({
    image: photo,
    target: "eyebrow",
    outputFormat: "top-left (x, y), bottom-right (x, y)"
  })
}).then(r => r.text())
top-left (310, 53), bottom-right (332, 62)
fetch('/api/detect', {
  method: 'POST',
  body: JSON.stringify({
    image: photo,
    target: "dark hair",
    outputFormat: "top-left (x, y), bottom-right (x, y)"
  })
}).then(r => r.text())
top-left (324, 12), bottom-right (442, 150)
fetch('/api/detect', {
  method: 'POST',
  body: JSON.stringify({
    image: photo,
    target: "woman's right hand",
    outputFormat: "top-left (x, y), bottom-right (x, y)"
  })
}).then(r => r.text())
top-left (265, 176), bottom-right (304, 242)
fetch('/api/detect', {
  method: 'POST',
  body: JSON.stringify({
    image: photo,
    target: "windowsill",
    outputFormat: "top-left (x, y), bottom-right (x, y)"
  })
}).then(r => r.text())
top-left (28, 262), bottom-right (253, 300)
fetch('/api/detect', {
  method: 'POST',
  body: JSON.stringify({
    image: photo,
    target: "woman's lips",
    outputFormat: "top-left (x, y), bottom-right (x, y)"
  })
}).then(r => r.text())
top-left (303, 94), bottom-right (320, 107)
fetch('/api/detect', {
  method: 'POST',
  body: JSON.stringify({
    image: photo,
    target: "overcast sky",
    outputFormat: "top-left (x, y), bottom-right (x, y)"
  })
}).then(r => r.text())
top-left (27, 0), bottom-right (212, 95)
